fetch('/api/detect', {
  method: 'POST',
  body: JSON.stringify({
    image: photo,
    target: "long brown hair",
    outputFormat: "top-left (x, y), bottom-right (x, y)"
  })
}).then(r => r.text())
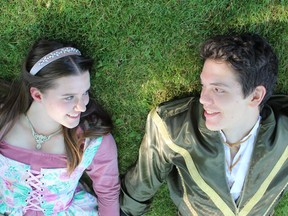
top-left (0, 39), bottom-right (113, 173)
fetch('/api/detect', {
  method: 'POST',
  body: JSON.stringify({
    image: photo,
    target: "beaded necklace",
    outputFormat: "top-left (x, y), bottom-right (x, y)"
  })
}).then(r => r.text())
top-left (25, 115), bottom-right (62, 150)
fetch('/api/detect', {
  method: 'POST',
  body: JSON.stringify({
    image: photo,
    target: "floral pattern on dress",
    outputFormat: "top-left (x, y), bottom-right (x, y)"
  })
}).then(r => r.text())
top-left (0, 136), bottom-right (102, 216)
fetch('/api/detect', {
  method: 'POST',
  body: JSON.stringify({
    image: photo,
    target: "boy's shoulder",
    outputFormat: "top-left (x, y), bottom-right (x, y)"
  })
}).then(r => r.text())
top-left (156, 96), bottom-right (199, 119)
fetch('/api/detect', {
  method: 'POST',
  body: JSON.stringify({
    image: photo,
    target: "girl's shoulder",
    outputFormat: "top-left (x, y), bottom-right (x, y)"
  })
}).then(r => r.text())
top-left (91, 133), bottom-right (115, 146)
top-left (85, 133), bottom-right (116, 153)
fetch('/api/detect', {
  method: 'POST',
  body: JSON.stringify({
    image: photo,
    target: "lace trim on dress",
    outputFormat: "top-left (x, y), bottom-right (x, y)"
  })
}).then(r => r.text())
top-left (23, 169), bottom-right (45, 213)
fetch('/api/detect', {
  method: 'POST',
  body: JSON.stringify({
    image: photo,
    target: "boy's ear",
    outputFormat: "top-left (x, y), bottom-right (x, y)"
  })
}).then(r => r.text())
top-left (30, 87), bottom-right (43, 102)
top-left (250, 85), bottom-right (266, 107)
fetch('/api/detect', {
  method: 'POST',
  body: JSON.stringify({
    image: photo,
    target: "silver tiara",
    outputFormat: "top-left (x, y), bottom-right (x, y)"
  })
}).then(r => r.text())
top-left (29, 47), bottom-right (82, 75)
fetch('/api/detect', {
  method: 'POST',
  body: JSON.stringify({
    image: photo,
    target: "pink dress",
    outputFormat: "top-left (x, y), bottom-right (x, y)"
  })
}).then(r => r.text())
top-left (0, 134), bottom-right (120, 216)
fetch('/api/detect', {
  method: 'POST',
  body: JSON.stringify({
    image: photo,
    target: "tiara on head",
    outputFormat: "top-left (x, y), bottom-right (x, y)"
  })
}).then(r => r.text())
top-left (29, 47), bottom-right (82, 75)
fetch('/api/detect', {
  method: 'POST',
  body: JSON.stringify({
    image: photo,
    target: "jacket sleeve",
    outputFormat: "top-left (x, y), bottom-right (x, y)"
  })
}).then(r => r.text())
top-left (86, 134), bottom-right (121, 216)
top-left (120, 109), bottom-right (173, 215)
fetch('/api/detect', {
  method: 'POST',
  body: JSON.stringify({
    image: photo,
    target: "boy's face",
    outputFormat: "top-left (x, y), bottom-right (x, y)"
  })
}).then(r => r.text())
top-left (199, 59), bottom-right (255, 133)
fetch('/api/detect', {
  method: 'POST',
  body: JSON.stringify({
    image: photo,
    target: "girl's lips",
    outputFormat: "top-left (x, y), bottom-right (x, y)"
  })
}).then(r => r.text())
top-left (67, 113), bottom-right (80, 119)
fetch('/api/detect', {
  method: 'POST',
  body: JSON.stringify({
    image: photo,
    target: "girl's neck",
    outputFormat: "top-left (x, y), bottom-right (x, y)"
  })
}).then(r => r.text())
top-left (25, 102), bottom-right (62, 135)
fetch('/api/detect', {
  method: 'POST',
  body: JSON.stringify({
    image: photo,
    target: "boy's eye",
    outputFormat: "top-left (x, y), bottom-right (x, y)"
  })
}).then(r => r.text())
top-left (215, 88), bottom-right (224, 93)
top-left (83, 91), bottom-right (89, 96)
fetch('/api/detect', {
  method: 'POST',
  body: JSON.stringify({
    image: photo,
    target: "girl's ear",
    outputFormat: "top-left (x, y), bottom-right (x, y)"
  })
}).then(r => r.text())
top-left (250, 85), bottom-right (266, 107)
top-left (30, 87), bottom-right (43, 102)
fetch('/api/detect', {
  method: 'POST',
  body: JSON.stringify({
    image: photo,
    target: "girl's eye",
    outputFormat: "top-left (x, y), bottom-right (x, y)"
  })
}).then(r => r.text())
top-left (83, 91), bottom-right (89, 96)
top-left (64, 96), bottom-right (74, 101)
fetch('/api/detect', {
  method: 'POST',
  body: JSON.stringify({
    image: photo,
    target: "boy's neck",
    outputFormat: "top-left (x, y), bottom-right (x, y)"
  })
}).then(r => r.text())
top-left (223, 113), bottom-right (259, 144)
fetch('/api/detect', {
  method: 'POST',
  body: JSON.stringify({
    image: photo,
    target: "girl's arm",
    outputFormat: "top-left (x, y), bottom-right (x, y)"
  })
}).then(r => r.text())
top-left (86, 134), bottom-right (120, 216)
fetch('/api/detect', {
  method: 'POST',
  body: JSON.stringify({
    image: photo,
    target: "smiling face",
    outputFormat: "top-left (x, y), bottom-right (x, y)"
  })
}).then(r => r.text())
top-left (40, 72), bottom-right (91, 129)
top-left (199, 59), bottom-right (257, 134)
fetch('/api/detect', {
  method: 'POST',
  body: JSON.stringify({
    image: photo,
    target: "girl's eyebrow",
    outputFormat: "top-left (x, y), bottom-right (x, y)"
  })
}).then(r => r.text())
top-left (61, 88), bottom-right (90, 96)
top-left (61, 93), bottom-right (76, 96)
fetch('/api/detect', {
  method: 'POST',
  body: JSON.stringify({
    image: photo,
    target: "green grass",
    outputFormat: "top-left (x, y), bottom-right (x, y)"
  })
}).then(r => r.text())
top-left (1, 1), bottom-right (288, 215)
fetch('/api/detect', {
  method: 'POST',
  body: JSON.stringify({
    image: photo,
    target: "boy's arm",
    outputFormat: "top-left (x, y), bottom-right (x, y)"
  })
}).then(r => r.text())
top-left (120, 109), bottom-right (173, 215)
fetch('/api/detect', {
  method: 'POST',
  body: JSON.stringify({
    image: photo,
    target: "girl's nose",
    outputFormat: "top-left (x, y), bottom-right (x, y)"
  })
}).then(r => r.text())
top-left (74, 98), bottom-right (87, 112)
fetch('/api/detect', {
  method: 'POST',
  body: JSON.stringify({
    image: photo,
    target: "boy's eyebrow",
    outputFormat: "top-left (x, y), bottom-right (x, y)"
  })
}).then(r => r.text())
top-left (200, 75), bottom-right (231, 88)
top-left (200, 80), bottom-right (230, 88)
top-left (209, 82), bottom-right (230, 87)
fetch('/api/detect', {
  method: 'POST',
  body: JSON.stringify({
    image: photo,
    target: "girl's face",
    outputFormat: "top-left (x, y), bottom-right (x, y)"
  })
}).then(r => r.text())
top-left (40, 72), bottom-right (91, 128)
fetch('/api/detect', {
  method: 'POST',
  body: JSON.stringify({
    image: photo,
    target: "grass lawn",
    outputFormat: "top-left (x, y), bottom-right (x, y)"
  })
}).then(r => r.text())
top-left (1, 1), bottom-right (288, 215)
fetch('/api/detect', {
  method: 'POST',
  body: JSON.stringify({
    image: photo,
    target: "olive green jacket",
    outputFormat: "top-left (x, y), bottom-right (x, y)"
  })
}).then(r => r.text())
top-left (120, 96), bottom-right (288, 216)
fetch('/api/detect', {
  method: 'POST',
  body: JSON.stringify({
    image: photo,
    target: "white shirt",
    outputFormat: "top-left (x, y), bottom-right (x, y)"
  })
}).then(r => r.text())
top-left (220, 117), bottom-right (261, 201)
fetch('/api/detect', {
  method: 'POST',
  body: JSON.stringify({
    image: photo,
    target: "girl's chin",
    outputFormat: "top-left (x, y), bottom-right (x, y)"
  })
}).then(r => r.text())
top-left (64, 124), bottom-right (79, 129)
top-left (62, 119), bottom-right (80, 129)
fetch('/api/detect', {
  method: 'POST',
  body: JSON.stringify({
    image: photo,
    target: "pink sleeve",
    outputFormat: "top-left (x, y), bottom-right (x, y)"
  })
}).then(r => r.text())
top-left (86, 134), bottom-right (120, 216)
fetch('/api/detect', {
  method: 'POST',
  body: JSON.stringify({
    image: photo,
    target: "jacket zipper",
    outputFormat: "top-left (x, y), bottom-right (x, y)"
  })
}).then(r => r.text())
top-left (218, 131), bottom-right (239, 215)
top-left (235, 150), bottom-right (253, 215)
top-left (222, 130), bottom-right (260, 216)
top-left (224, 167), bottom-right (239, 215)
top-left (236, 128), bottom-right (262, 215)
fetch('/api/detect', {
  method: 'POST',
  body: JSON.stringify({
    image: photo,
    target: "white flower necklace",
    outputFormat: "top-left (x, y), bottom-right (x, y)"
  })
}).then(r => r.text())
top-left (25, 115), bottom-right (62, 150)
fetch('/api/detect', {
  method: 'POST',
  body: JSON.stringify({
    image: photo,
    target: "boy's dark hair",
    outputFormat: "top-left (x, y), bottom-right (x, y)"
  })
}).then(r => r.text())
top-left (200, 33), bottom-right (278, 105)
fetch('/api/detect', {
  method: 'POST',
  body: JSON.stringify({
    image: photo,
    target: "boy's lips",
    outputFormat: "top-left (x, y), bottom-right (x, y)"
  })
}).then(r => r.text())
top-left (203, 110), bottom-right (220, 118)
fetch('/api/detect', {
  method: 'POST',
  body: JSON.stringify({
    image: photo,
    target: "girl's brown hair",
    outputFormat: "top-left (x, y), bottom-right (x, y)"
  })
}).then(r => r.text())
top-left (0, 39), bottom-right (113, 173)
